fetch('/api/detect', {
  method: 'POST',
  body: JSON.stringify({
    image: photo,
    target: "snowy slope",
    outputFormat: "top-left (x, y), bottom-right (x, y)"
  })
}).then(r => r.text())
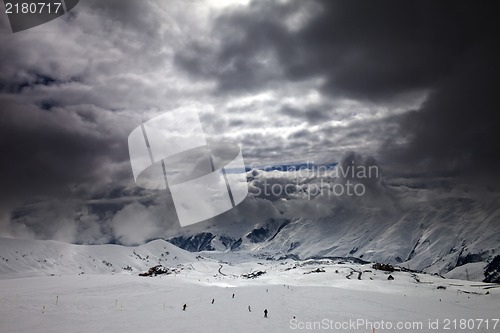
top-left (0, 238), bottom-right (199, 279)
top-left (0, 238), bottom-right (499, 333)
top-left (255, 197), bottom-right (500, 279)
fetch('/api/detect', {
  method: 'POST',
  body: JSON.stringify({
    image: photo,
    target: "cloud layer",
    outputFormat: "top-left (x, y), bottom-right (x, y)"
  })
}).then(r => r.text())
top-left (0, 0), bottom-right (498, 244)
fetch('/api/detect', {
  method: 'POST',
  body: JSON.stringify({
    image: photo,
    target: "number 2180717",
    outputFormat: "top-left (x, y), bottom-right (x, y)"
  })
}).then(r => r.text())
top-left (5, 2), bottom-right (62, 14)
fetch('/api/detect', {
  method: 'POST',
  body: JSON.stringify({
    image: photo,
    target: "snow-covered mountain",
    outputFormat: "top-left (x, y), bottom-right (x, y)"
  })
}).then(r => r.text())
top-left (166, 169), bottom-right (500, 282)
top-left (2, 169), bottom-right (499, 284)
top-left (0, 237), bottom-right (198, 279)
top-left (1, 237), bottom-right (499, 333)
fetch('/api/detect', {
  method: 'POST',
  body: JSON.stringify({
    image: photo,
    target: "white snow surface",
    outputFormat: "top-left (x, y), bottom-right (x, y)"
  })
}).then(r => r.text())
top-left (1, 238), bottom-right (499, 333)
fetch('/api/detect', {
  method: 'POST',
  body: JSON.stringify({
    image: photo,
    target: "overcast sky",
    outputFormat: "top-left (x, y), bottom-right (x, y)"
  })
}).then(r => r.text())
top-left (0, 0), bottom-right (498, 244)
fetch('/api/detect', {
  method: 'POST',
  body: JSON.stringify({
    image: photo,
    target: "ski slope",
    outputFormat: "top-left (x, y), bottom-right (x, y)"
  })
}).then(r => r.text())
top-left (0, 238), bottom-right (499, 332)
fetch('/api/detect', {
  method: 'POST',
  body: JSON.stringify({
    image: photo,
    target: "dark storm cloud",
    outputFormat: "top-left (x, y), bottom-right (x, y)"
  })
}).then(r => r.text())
top-left (176, 0), bottom-right (499, 182)
top-left (175, 0), bottom-right (495, 100)
top-left (382, 45), bottom-right (500, 184)
top-left (0, 0), bottom-right (210, 241)
top-left (174, 0), bottom-right (292, 93)
top-left (288, 0), bottom-right (497, 101)
top-left (1, 0), bottom-right (498, 244)
top-left (0, 98), bottom-right (130, 203)
top-left (86, 0), bottom-right (163, 34)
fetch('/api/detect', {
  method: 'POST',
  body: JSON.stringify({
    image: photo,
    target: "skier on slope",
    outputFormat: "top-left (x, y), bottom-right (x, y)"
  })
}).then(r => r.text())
top-left (182, 304), bottom-right (187, 311)
top-left (264, 309), bottom-right (268, 318)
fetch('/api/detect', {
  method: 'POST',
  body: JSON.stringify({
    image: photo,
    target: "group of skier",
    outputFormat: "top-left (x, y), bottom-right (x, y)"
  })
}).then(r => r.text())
top-left (182, 293), bottom-right (269, 318)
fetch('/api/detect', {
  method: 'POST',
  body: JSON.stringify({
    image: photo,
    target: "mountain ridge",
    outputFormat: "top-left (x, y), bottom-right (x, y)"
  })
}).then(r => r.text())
top-left (166, 194), bottom-right (500, 282)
